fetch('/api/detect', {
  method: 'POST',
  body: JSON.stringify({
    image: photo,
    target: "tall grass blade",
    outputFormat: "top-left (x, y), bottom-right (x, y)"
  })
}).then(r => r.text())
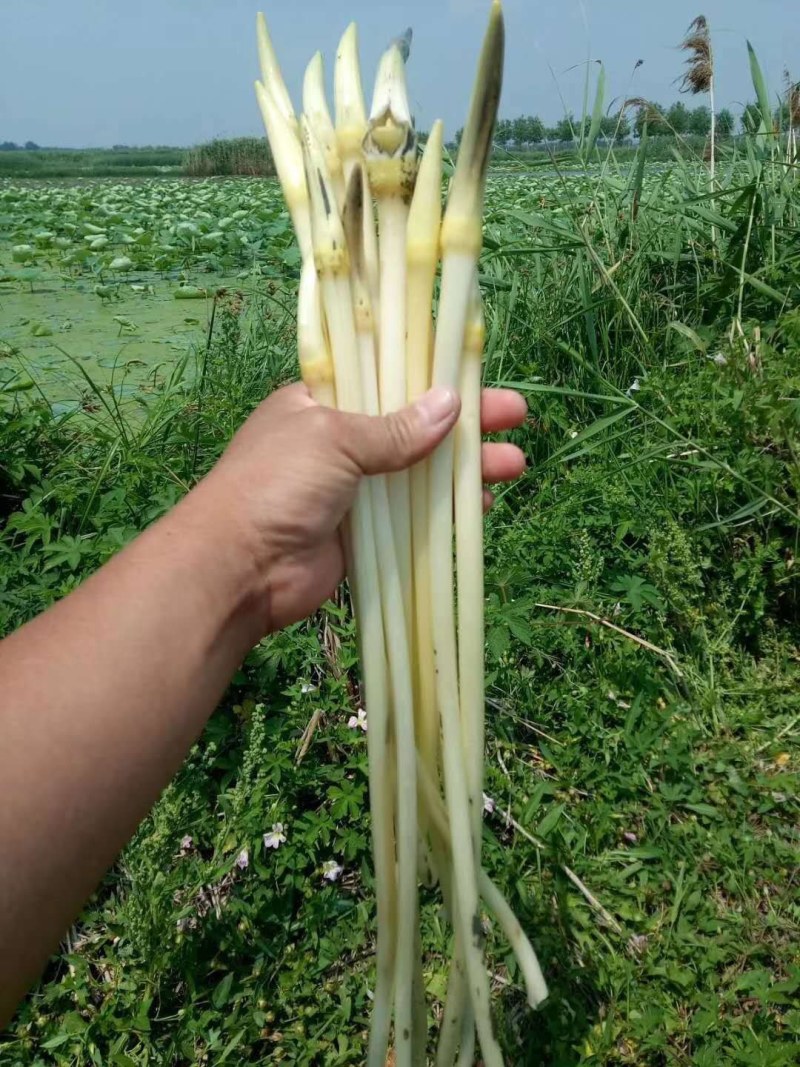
top-left (747, 41), bottom-right (775, 143)
top-left (584, 63), bottom-right (606, 156)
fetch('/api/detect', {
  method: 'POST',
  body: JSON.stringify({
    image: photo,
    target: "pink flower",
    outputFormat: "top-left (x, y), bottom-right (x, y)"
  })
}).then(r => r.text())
top-left (482, 793), bottom-right (495, 815)
top-left (236, 848), bottom-right (250, 869)
top-left (347, 708), bottom-right (368, 732)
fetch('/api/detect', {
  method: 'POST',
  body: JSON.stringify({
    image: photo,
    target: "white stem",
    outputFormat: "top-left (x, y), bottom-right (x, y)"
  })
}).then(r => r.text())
top-left (304, 51), bottom-right (345, 208)
top-left (406, 123), bottom-right (443, 786)
top-left (709, 77), bottom-right (716, 189)
top-left (343, 164), bottom-right (422, 1060)
top-left (354, 493), bottom-right (398, 1064)
top-left (254, 81), bottom-right (312, 264)
top-left (354, 306), bottom-right (420, 1067)
top-left (430, 250), bottom-right (502, 1067)
top-left (255, 12), bottom-right (296, 125)
top-left (456, 296), bottom-right (486, 858)
top-left (378, 199), bottom-right (414, 631)
top-left (709, 77), bottom-right (717, 254)
top-left (320, 275), bottom-right (400, 1065)
top-left (443, 285), bottom-right (486, 1063)
top-left (418, 758), bottom-right (549, 1012)
top-left (429, 441), bottom-right (502, 1067)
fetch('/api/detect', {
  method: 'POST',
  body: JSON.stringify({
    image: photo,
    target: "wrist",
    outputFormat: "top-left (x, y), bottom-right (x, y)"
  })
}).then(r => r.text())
top-left (169, 478), bottom-right (274, 648)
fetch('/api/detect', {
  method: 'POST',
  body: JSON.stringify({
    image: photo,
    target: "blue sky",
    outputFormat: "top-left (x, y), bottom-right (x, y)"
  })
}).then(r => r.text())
top-left (0, 0), bottom-right (797, 147)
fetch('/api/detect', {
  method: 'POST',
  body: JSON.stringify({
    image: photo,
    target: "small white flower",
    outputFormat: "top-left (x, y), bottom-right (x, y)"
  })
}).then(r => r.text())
top-left (569, 430), bottom-right (579, 439)
top-left (263, 823), bottom-right (287, 850)
top-left (236, 848), bottom-right (250, 870)
top-left (300, 682), bottom-right (317, 694)
top-left (322, 860), bottom-right (344, 882)
top-left (482, 793), bottom-right (495, 815)
top-left (711, 352), bottom-right (728, 366)
top-left (626, 378), bottom-right (641, 396)
top-left (347, 708), bottom-right (368, 732)
top-left (178, 834), bottom-right (194, 856)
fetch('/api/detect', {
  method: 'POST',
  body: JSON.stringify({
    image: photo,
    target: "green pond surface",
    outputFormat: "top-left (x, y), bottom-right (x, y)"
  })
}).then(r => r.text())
top-left (0, 269), bottom-right (229, 410)
top-left (0, 176), bottom-right (299, 411)
top-left (0, 169), bottom-right (683, 412)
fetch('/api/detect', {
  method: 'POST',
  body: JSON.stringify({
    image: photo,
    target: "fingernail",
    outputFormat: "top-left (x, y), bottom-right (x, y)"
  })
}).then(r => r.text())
top-left (415, 386), bottom-right (459, 427)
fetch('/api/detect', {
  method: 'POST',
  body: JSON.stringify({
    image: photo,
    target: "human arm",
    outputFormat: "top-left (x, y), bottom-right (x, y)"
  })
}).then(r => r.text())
top-left (0, 382), bottom-right (527, 1021)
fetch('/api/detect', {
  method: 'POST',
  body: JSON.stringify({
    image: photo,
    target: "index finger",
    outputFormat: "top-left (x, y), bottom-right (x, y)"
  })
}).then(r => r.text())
top-left (480, 388), bottom-right (528, 433)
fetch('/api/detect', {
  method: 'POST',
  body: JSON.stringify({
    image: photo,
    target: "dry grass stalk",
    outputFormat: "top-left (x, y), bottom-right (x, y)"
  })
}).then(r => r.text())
top-left (679, 16), bottom-right (712, 96)
top-left (679, 16), bottom-right (717, 241)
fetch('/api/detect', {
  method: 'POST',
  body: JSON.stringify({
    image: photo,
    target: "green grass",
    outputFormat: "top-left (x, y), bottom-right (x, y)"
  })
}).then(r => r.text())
top-left (0, 133), bottom-right (727, 180)
top-left (0, 140), bottom-right (276, 180)
top-left (183, 138), bottom-right (275, 178)
top-left (1, 134), bottom-right (800, 1064)
top-left (0, 147), bottom-right (185, 179)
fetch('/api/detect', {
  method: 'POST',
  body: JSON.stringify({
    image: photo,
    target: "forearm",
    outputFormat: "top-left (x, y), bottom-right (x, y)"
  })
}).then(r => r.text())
top-left (0, 481), bottom-right (266, 1019)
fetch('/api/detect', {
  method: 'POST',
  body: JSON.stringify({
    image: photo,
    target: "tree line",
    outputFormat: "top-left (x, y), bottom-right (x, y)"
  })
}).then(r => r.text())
top-left (0, 141), bottom-right (41, 151)
top-left (454, 102), bottom-right (756, 147)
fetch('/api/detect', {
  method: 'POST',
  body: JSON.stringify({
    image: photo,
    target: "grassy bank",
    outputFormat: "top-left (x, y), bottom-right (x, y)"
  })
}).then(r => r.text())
top-left (0, 146), bottom-right (184, 179)
top-left (0, 140), bottom-right (275, 179)
top-left (0, 135), bottom-right (730, 179)
top-left (1, 134), bottom-right (799, 1065)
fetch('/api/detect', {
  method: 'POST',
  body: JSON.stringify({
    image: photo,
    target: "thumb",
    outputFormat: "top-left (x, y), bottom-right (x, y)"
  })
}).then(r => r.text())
top-left (340, 386), bottom-right (461, 475)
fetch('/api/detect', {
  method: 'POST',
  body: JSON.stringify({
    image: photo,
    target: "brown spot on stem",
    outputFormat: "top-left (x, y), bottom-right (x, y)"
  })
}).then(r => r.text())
top-left (317, 170), bottom-right (331, 217)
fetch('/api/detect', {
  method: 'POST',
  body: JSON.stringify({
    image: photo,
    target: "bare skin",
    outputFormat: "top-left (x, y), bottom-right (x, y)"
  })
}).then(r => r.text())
top-left (0, 381), bottom-right (527, 1023)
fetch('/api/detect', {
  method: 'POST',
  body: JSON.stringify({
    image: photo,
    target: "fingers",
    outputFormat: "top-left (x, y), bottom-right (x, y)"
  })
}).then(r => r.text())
top-left (481, 441), bottom-right (526, 484)
top-left (339, 386), bottom-right (461, 475)
top-left (480, 388), bottom-right (527, 433)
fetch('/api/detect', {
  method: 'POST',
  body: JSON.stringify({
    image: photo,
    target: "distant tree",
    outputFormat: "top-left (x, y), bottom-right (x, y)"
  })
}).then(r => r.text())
top-left (555, 115), bottom-right (576, 142)
top-left (23, 140), bottom-right (40, 150)
top-left (0, 141), bottom-right (19, 151)
top-left (716, 108), bottom-right (735, 139)
top-left (688, 105), bottom-right (711, 136)
top-left (634, 102), bottom-right (667, 137)
top-left (494, 118), bottom-right (512, 148)
top-left (454, 127), bottom-right (464, 147)
top-left (599, 113), bottom-right (631, 140)
top-left (510, 116), bottom-right (528, 146)
top-left (666, 101), bottom-right (691, 134)
top-left (599, 115), bottom-right (616, 139)
top-left (524, 115), bottom-right (545, 143)
top-left (741, 102), bottom-right (762, 135)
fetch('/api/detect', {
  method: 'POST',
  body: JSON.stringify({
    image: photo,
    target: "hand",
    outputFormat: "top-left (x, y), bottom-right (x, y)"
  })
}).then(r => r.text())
top-left (197, 382), bottom-right (528, 634)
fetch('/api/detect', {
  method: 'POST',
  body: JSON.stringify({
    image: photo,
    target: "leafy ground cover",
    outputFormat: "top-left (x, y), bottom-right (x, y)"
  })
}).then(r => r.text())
top-left (1, 135), bottom-right (799, 1065)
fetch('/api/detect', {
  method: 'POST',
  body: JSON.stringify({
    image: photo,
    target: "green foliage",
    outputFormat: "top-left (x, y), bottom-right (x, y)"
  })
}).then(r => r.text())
top-left (2, 98), bottom-right (800, 1064)
top-left (183, 138), bottom-right (276, 178)
top-left (0, 140), bottom-right (276, 180)
top-left (0, 146), bottom-right (184, 179)
top-left (717, 108), bottom-right (736, 138)
top-left (667, 101), bottom-right (692, 134)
